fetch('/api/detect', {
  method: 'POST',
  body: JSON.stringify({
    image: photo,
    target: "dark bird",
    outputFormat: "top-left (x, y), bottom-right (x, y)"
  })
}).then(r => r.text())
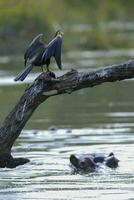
top-left (14, 30), bottom-right (63, 81)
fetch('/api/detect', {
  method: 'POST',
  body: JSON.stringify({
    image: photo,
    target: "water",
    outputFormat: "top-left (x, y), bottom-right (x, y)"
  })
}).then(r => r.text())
top-left (0, 28), bottom-right (134, 199)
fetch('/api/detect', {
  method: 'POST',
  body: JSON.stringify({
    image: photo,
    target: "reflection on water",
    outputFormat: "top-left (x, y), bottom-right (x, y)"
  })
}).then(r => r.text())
top-left (71, 22), bottom-right (134, 32)
top-left (0, 37), bottom-right (134, 199)
top-left (0, 128), bottom-right (134, 200)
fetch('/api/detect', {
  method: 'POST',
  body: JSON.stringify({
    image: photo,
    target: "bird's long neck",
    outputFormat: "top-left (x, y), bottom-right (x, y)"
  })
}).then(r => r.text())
top-left (54, 32), bottom-right (58, 37)
top-left (55, 33), bottom-right (62, 39)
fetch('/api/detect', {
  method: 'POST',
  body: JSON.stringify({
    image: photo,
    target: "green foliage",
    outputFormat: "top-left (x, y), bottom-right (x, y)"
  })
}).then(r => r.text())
top-left (0, 0), bottom-right (133, 52)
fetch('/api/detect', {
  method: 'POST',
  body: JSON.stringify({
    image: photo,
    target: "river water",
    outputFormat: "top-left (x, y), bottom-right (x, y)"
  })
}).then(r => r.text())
top-left (0, 46), bottom-right (134, 199)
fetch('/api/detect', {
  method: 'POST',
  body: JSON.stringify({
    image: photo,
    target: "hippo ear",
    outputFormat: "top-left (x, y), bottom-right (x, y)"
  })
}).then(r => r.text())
top-left (106, 156), bottom-right (119, 168)
top-left (108, 152), bottom-right (114, 157)
top-left (70, 154), bottom-right (79, 168)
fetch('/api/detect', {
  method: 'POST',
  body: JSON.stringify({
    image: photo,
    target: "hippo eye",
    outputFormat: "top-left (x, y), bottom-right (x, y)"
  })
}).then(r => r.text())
top-left (80, 161), bottom-right (86, 168)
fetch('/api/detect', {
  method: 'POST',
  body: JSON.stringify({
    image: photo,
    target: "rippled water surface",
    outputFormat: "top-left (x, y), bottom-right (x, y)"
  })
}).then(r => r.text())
top-left (0, 35), bottom-right (134, 199)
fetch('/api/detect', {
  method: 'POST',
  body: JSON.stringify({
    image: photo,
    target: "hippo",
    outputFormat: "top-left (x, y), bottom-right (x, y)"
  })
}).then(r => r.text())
top-left (70, 152), bottom-right (119, 173)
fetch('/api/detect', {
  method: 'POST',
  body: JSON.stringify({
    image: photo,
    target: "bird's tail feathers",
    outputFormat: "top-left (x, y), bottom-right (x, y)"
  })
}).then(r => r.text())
top-left (14, 64), bottom-right (33, 81)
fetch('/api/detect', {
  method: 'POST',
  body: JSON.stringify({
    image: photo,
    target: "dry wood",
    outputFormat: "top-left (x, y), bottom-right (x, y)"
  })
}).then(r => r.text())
top-left (0, 59), bottom-right (134, 168)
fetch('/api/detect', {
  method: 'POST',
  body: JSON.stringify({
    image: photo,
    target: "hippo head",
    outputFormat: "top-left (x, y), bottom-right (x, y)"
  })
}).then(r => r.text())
top-left (70, 154), bottom-right (96, 172)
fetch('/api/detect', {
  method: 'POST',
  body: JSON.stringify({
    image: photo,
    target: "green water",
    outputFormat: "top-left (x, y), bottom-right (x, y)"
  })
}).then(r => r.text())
top-left (0, 22), bottom-right (134, 200)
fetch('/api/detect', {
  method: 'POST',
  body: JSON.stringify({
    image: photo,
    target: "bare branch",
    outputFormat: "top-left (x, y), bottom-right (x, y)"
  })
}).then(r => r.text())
top-left (0, 59), bottom-right (134, 167)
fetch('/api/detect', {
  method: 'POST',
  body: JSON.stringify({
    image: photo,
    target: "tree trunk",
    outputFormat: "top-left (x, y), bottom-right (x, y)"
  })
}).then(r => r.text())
top-left (0, 59), bottom-right (134, 168)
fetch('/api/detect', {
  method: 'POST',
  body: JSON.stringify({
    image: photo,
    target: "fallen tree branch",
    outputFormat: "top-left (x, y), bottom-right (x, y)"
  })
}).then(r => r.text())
top-left (0, 59), bottom-right (134, 168)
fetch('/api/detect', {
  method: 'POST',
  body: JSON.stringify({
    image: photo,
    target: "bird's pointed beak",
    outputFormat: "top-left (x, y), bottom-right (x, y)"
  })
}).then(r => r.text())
top-left (60, 31), bottom-right (64, 35)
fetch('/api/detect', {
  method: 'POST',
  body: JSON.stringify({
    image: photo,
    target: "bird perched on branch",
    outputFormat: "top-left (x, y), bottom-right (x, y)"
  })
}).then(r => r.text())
top-left (14, 30), bottom-right (63, 81)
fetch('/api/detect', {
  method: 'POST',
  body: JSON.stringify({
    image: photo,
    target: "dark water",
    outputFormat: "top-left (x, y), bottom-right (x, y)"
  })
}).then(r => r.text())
top-left (0, 35), bottom-right (134, 199)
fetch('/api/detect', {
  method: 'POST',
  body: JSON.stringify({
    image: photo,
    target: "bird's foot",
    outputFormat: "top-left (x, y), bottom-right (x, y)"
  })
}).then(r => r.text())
top-left (48, 71), bottom-right (56, 79)
top-left (47, 71), bottom-right (61, 83)
top-left (41, 66), bottom-right (45, 73)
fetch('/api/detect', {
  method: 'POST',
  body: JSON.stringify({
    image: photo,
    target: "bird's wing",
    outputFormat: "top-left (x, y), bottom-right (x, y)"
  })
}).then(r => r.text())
top-left (41, 35), bottom-right (62, 69)
top-left (24, 33), bottom-right (45, 66)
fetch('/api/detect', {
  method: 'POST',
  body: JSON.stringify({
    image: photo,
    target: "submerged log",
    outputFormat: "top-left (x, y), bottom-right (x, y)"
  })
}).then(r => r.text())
top-left (0, 59), bottom-right (134, 168)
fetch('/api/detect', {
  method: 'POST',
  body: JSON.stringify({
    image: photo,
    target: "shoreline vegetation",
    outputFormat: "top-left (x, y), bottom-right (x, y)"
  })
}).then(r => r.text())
top-left (0, 0), bottom-right (134, 54)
